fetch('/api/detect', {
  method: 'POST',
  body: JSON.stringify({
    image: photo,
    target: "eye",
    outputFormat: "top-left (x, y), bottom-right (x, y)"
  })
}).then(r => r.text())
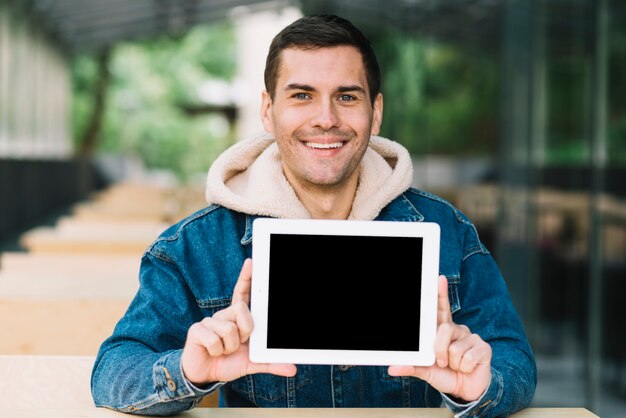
top-left (338, 94), bottom-right (357, 102)
top-left (292, 92), bottom-right (311, 100)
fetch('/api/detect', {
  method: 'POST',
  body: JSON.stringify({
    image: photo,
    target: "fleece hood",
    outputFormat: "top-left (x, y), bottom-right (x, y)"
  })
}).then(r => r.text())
top-left (205, 132), bottom-right (413, 221)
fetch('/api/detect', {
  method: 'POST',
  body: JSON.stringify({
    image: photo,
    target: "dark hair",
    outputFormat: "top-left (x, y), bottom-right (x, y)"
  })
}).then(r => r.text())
top-left (264, 14), bottom-right (381, 104)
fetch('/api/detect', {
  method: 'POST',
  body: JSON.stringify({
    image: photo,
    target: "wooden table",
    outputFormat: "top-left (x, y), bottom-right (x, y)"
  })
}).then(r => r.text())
top-left (0, 355), bottom-right (598, 418)
top-left (1, 409), bottom-right (597, 418)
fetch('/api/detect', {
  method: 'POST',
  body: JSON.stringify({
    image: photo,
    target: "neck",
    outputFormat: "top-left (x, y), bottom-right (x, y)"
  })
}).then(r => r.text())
top-left (286, 172), bottom-right (359, 220)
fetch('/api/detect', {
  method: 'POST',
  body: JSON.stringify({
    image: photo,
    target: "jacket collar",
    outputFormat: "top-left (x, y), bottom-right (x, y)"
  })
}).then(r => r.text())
top-left (240, 191), bottom-right (423, 245)
top-left (374, 191), bottom-right (424, 222)
top-left (241, 214), bottom-right (257, 245)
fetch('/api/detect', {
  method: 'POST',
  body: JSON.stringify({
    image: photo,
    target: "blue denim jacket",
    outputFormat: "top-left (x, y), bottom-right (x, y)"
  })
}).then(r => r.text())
top-left (91, 188), bottom-right (536, 417)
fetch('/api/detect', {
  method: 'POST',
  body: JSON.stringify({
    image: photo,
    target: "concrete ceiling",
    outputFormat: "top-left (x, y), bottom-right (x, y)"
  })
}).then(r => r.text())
top-left (24, 0), bottom-right (508, 54)
top-left (23, 0), bottom-right (619, 55)
top-left (27, 0), bottom-right (297, 53)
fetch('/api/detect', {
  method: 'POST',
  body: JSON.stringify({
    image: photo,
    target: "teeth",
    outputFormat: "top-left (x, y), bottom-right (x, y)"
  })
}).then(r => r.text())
top-left (305, 142), bottom-right (343, 149)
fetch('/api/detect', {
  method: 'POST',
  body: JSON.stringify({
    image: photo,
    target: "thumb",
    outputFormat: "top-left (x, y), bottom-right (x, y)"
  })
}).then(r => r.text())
top-left (388, 365), bottom-right (433, 383)
top-left (247, 362), bottom-right (297, 377)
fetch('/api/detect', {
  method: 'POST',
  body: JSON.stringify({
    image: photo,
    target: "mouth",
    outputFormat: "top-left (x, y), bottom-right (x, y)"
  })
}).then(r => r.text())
top-left (304, 141), bottom-right (345, 150)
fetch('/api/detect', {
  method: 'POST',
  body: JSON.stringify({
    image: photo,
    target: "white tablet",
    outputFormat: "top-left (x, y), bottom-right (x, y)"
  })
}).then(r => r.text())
top-left (249, 218), bottom-right (440, 366)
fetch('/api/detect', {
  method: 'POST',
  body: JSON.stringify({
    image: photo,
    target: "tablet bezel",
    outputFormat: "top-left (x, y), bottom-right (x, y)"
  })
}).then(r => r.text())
top-left (249, 218), bottom-right (440, 366)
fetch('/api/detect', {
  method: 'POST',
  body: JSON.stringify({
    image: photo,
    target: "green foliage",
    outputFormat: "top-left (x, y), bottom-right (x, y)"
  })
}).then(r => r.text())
top-left (374, 32), bottom-right (499, 156)
top-left (373, 23), bottom-right (626, 167)
top-left (543, 20), bottom-right (626, 167)
top-left (71, 54), bottom-right (99, 150)
top-left (71, 22), bottom-right (236, 181)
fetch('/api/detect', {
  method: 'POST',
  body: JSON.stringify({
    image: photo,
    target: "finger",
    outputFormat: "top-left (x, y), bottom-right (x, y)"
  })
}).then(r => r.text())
top-left (434, 322), bottom-right (453, 368)
top-left (187, 321), bottom-right (225, 357)
top-left (389, 365), bottom-right (458, 396)
top-left (435, 323), bottom-right (470, 368)
top-left (246, 362), bottom-right (298, 377)
top-left (409, 365), bottom-right (459, 396)
top-left (212, 302), bottom-right (254, 343)
top-left (389, 365), bottom-right (430, 381)
top-left (458, 338), bottom-right (492, 374)
top-left (448, 332), bottom-right (483, 372)
top-left (438, 275), bottom-right (452, 324)
top-left (232, 258), bottom-right (253, 305)
top-left (387, 365), bottom-right (417, 377)
top-left (204, 318), bottom-right (241, 354)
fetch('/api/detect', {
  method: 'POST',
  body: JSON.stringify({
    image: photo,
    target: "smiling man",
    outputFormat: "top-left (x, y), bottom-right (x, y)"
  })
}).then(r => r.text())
top-left (92, 14), bottom-right (536, 417)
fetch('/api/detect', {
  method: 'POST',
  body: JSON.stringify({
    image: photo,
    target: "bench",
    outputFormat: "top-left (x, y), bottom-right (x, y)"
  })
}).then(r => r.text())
top-left (0, 252), bottom-right (139, 355)
top-left (19, 227), bottom-right (155, 255)
top-left (0, 252), bottom-right (140, 296)
top-left (0, 355), bottom-right (218, 414)
top-left (0, 299), bottom-right (130, 355)
top-left (70, 182), bottom-right (205, 223)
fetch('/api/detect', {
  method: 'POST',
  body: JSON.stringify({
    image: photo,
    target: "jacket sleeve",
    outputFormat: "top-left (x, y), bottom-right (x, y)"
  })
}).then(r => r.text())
top-left (91, 250), bottom-right (218, 416)
top-left (441, 249), bottom-right (537, 417)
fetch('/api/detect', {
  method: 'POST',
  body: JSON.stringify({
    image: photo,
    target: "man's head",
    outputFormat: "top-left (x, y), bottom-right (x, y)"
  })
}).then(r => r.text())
top-left (260, 15), bottom-right (384, 218)
top-left (264, 14), bottom-right (381, 104)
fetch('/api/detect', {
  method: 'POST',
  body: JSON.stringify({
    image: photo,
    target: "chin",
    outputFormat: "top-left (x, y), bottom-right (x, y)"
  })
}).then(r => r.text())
top-left (307, 174), bottom-right (349, 188)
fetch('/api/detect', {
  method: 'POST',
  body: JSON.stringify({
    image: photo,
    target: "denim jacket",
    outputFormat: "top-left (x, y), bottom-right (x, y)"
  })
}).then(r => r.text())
top-left (91, 188), bottom-right (536, 417)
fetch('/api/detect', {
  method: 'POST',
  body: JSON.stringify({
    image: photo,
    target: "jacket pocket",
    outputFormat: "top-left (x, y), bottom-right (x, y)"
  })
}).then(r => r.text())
top-left (196, 297), bottom-right (232, 316)
top-left (229, 366), bottom-right (312, 405)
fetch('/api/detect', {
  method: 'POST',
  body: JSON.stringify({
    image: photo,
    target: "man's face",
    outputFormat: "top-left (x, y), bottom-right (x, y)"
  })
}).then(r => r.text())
top-left (261, 46), bottom-right (383, 191)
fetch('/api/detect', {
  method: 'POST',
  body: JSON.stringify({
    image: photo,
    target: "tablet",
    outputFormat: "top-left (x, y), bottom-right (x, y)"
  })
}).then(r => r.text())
top-left (249, 218), bottom-right (440, 366)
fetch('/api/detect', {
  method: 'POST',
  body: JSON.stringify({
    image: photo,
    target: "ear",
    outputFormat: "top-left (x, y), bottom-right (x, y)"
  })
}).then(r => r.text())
top-left (370, 93), bottom-right (383, 136)
top-left (260, 90), bottom-right (274, 133)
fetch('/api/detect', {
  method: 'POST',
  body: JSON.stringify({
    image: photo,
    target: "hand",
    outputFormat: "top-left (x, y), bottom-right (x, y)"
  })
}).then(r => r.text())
top-left (181, 259), bottom-right (297, 385)
top-left (388, 275), bottom-right (492, 402)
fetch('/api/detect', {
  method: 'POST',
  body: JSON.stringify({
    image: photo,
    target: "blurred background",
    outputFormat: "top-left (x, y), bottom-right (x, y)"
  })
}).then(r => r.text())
top-left (0, 0), bottom-right (625, 416)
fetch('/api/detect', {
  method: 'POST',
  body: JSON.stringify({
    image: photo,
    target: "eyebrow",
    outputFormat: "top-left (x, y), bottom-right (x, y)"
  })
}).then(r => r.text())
top-left (285, 83), bottom-right (315, 92)
top-left (337, 85), bottom-right (366, 94)
top-left (284, 83), bottom-right (366, 94)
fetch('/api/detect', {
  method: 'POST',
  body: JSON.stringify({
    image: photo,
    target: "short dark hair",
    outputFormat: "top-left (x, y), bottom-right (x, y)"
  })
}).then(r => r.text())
top-left (264, 14), bottom-right (381, 104)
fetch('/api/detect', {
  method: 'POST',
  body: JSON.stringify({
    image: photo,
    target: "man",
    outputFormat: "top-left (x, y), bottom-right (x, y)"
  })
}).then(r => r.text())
top-left (91, 14), bottom-right (536, 416)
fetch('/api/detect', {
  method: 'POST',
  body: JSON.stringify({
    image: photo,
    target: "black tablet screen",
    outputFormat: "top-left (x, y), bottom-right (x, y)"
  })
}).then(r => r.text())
top-left (267, 233), bottom-right (423, 351)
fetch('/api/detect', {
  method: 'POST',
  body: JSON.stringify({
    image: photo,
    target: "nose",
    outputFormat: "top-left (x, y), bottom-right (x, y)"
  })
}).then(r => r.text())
top-left (310, 99), bottom-right (340, 130)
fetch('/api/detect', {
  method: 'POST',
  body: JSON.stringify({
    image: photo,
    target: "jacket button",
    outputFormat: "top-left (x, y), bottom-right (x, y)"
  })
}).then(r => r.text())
top-left (163, 366), bottom-right (177, 392)
top-left (338, 365), bottom-right (350, 372)
top-left (167, 378), bottom-right (177, 392)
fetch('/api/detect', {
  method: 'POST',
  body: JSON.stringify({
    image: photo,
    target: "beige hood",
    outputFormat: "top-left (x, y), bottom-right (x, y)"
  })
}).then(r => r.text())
top-left (205, 132), bottom-right (413, 220)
